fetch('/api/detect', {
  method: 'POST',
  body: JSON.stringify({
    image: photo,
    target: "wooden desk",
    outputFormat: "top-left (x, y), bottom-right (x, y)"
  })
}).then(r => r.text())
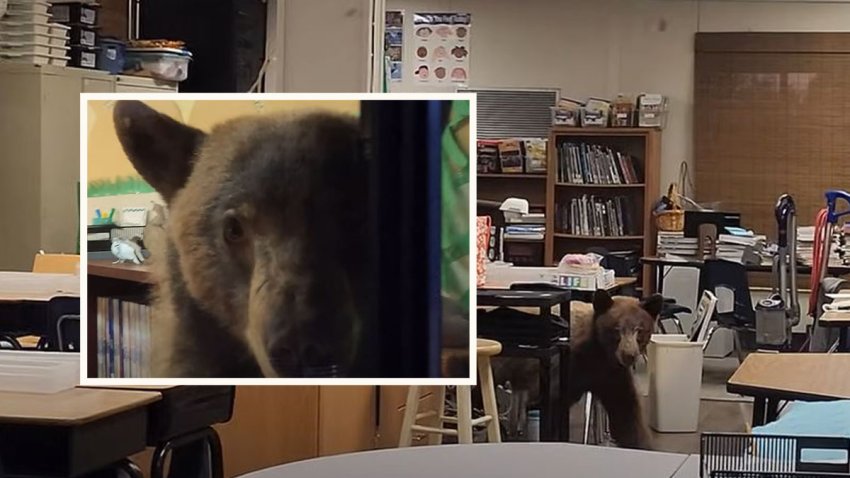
top-left (238, 443), bottom-right (692, 478)
top-left (0, 387), bottom-right (160, 477)
top-left (727, 353), bottom-right (850, 426)
top-left (641, 256), bottom-right (850, 295)
top-left (88, 260), bottom-right (155, 285)
top-left (0, 271), bottom-right (79, 302)
top-left (819, 310), bottom-right (850, 351)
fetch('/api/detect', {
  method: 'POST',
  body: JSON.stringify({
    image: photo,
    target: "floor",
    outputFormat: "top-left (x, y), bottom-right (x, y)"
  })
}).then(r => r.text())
top-left (566, 356), bottom-right (752, 454)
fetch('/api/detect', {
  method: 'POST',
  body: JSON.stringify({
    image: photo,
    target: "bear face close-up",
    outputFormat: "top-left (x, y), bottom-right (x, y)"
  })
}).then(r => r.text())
top-left (113, 100), bottom-right (370, 378)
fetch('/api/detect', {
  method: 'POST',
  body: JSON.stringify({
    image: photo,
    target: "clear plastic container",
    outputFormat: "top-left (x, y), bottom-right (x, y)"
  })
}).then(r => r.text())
top-left (125, 49), bottom-right (191, 82)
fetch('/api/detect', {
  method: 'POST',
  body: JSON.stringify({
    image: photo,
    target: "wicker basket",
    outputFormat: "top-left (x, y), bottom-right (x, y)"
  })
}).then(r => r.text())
top-left (655, 209), bottom-right (684, 232)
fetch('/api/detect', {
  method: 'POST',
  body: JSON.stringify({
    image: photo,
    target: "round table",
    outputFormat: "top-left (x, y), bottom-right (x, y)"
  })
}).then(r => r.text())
top-left (238, 443), bottom-right (695, 478)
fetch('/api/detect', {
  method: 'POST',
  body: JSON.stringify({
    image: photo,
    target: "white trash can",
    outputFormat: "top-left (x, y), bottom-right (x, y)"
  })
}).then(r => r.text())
top-left (647, 334), bottom-right (704, 432)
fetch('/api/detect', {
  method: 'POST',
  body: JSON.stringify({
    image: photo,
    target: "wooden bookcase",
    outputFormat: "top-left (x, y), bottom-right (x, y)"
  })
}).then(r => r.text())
top-left (478, 173), bottom-right (547, 266)
top-left (544, 128), bottom-right (661, 289)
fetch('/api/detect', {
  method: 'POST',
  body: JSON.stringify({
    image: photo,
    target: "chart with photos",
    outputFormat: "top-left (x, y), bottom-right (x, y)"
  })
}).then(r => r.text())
top-left (413, 12), bottom-right (470, 85)
top-left (385, 10), bottom-right (404, 82)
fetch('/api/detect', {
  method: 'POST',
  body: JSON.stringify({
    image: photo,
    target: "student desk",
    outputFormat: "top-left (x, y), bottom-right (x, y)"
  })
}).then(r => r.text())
top-left (819, 310), bottom-right (850, 352)
top-left (0, 272), bottom-right (80, 349)
top-left (727, 353), bottom-right (850, 426)
top-left (0, 387), bottom-right (161, 477)
top-left (237, 443), bottom-right (693, 478)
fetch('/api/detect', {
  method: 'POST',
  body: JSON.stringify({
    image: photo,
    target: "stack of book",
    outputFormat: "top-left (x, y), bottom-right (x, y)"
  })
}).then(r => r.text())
top-left (556, 195), bottom-right (635, 237)
top-left (504, 212), bottom-right (545, 241)
top-left (656, 231), bottom-right (699, 258)
top-left (556, 142), bottom-right (641, 184)
top-left (96, 297), bottom-right (151, 378)
top-left (716, 232), bottom-right (767, 263)
top-left (797, 225), bottom-right (847, 267)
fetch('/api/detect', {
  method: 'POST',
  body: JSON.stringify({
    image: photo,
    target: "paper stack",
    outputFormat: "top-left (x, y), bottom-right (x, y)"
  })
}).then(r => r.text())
top-left (716, 232), bottom-right (766, 264)
top-left (656, 231), bottom-right (699, 259)
top-left (504, 213), bottom-right (545, 241)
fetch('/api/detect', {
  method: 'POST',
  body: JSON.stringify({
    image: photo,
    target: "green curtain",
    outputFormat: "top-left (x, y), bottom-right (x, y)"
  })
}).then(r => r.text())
top-left (441, 100), bottom-right (470, 312)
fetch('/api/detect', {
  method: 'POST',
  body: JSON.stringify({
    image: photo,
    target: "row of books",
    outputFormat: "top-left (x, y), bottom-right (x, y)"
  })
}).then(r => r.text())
top-left (96, 297), bottom-right (151, 378)
top-left (556, 195), bottom-right (637, 237)
top-left (556, 142), bottom-right (641, 185)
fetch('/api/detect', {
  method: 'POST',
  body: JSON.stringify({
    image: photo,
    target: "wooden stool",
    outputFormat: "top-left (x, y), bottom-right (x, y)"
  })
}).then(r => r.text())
top-left (399, 338), bottom-right (502, 446)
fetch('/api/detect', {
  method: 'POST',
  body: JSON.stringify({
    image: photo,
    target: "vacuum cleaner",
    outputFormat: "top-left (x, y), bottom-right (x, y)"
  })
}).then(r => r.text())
top-left (755, 194), bottom-right (801, 348)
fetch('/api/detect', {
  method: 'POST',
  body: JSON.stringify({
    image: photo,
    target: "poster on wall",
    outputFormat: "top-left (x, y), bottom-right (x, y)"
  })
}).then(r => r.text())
top-left (385, 10), bottom-right (404, 82)
top-left (413, 12), bottom-right (471, 85)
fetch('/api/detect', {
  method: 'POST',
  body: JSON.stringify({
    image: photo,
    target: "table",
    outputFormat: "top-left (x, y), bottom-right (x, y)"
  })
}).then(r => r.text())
top-left (0, 271), bottom-right (80, 302)
top-left (477, 288), bottom-right (571, 442)
top-left (819, 310), bottom-right (850, 352)
top-left (0, 387), bottom-right (161, 477)
top-left (641, 256), bottom-right (850, 295)
top-left (238, 443), bottom-right (693, 478)
top-left (671, 454), bottom-right (700, 478)
top-left (727, 353), bottom-right (850, 426)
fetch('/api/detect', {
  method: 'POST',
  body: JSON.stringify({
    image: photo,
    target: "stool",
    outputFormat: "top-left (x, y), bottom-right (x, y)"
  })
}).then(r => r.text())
top-left (399, 339), bottom-right (502, 446)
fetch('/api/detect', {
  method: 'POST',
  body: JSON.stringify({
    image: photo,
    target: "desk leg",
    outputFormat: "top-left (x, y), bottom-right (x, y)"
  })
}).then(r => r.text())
top-left (559, 346), bottom-right (570, 442)
top-left (656, 265), bottom-right (664, 296)
top-left (751, 396), bottom-right (767, 427)
top-left (766, 398), bottom-right (780, 425)
top-left (539, 353), bottom-right (559, 442)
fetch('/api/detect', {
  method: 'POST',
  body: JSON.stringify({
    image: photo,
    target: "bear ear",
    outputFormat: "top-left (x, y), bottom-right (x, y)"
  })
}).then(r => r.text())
top-left (113, 100), bottom-right (207, 204)
top-left (640, 293), bottom-right (664, 319)
top-left (592, 289), bottom-right (614, 316)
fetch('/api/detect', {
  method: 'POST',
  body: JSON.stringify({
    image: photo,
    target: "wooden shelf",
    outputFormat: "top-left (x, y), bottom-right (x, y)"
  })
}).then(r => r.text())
top-left (88, 260), bottom-right (155, 285)
top-left (504, 238), bottom-right (545, 243)
top-left (478, 173), bottom-right (547, 179)
top-left (556, 182), bottom-right (645, 188)
top-left (550, 126), bottom-right (660, 135)
top-left (554, 234), bottom-right (644, 240)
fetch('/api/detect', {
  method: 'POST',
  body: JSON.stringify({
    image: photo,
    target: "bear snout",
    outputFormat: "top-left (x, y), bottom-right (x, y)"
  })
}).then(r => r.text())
top-left (615, 331), bottom-right (641, 368)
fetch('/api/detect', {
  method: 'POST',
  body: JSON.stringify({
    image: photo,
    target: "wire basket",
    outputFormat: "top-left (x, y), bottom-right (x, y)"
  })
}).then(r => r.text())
top-left (656, 209), bottom-right (684, 232)
top-left (700, 433), bottom-right (850, 478)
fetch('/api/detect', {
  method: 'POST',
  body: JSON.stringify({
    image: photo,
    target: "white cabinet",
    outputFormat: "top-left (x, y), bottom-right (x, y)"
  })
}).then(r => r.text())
top-left (0, 64), bottom-right (177, 270)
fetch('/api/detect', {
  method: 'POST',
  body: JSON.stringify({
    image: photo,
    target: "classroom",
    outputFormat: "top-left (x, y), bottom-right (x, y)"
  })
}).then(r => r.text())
top-left (1, 0), bottom-right (849, 477)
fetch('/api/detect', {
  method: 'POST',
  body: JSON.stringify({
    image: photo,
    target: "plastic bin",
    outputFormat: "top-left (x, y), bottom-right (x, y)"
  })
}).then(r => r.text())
top-left (51, 2), bottom-right (98, 26)
top-left (67, 24), bottom-right (95, 47)
top-left (7, 0), bottom-right (52, 16)
top-left (3, 10), bottom-right (51, 24)
top-left (647, 334), bottom-right (704, 432)
top-left (97, 37), bottom-right (125, 74)
top-left (125, 48), bottom-right (192, 82)
top-left (69, 44), bottom-right (97, 68)
top-left (0, 20), bottom-right (51, 35)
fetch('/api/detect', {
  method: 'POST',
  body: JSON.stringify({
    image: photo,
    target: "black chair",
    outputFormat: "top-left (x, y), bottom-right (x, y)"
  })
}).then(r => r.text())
top-left (698, 259), bottom-right (756, 361)
top-left (56, 314), bottom-right (80, 352)
top-left (659, 299), bottom-right (691, 334)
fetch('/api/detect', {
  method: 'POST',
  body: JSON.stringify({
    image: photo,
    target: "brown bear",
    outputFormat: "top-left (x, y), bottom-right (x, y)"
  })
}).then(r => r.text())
top-left (491, 289), bottom-right (662, 449)
top-left (112, 101), bottom-right (370, 378)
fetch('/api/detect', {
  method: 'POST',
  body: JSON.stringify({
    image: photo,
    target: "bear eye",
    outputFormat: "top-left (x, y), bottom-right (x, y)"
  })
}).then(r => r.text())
top-left (223, 212), bottom-right (246, 243)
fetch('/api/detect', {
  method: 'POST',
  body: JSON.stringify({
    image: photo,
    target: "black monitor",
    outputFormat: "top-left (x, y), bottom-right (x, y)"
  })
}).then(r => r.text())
top-left (683, 210), bottom-right (742, 238)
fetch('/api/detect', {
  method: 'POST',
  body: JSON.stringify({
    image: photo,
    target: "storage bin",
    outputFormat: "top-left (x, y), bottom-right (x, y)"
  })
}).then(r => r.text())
top-left (97, 37), bottom-right (125, 74)
top-left (0, 0), bottom-right (6, 18)
top-left (0, 40), bottom-right (51, 55)
top-left (0, 31), bottom-right (63, 47)
top-left (0, 50), bottom-right (63, 64)
top-left (125, 48), bottom-right (192, 82)
top-left (48, 53), bottom-right (68, 66)
top-left (7, 0), bottom-right (51, 15)
top-left (0, 20), bottom-right (51, 35)
top-left (48, 21), bottom-right (71, 39)
top-left (69, 44), bottom-right (97, 68)
top-left (67, 24), bottom-right (95, 47)
top-left (3, 10), bottom-right (51, 24)
top-left (647, 334), bottom-right (704, 432)
top-left (51, 2), bottom-right (98, 26)
top-left (551, 106), bottom-right (579, 126)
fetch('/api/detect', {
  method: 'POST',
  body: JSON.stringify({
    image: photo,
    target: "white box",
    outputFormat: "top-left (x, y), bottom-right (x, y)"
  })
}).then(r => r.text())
top-left (556, 268), bottom-right (615, 291)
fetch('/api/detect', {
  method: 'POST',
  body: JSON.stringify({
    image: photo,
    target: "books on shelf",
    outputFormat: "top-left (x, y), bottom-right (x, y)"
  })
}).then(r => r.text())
top-left (97, 296), bottom-right (151, 378)
top-left (556, 194), bottom-right (635, 237)
top-left (557, 142), bottom-right (641, 185)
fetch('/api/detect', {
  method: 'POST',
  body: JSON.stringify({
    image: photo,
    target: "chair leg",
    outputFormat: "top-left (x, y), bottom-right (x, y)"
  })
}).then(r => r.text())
top-left (671, 317), bottom-right (685, 335)
top-left (427, 386), bottom-right (447, 445)
top-left (456, 385), bottom-right (474, 444)
top-left (0, 335), bottom-right (21, 350)
top-left (477, 355), bottom-right (501, 443)
top-left (398, 386), bottom-right (421, 447)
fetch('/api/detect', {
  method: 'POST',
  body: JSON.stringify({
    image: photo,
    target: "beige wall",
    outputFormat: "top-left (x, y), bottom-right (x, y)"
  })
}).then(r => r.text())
top-left (386, 0), bottom-right (850, 196)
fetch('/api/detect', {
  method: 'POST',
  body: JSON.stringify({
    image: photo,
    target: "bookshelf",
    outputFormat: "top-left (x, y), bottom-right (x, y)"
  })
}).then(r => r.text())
top-left (544, 127), bottom-right (661, 288)
top-left (478, 173), bottom-right (547, 266)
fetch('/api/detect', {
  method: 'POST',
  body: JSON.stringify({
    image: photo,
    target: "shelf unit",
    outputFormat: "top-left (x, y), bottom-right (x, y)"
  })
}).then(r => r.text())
top-left (478, 172), bottom-right (548, 266)
top-left (544, 127), bottom-right (660, 287)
